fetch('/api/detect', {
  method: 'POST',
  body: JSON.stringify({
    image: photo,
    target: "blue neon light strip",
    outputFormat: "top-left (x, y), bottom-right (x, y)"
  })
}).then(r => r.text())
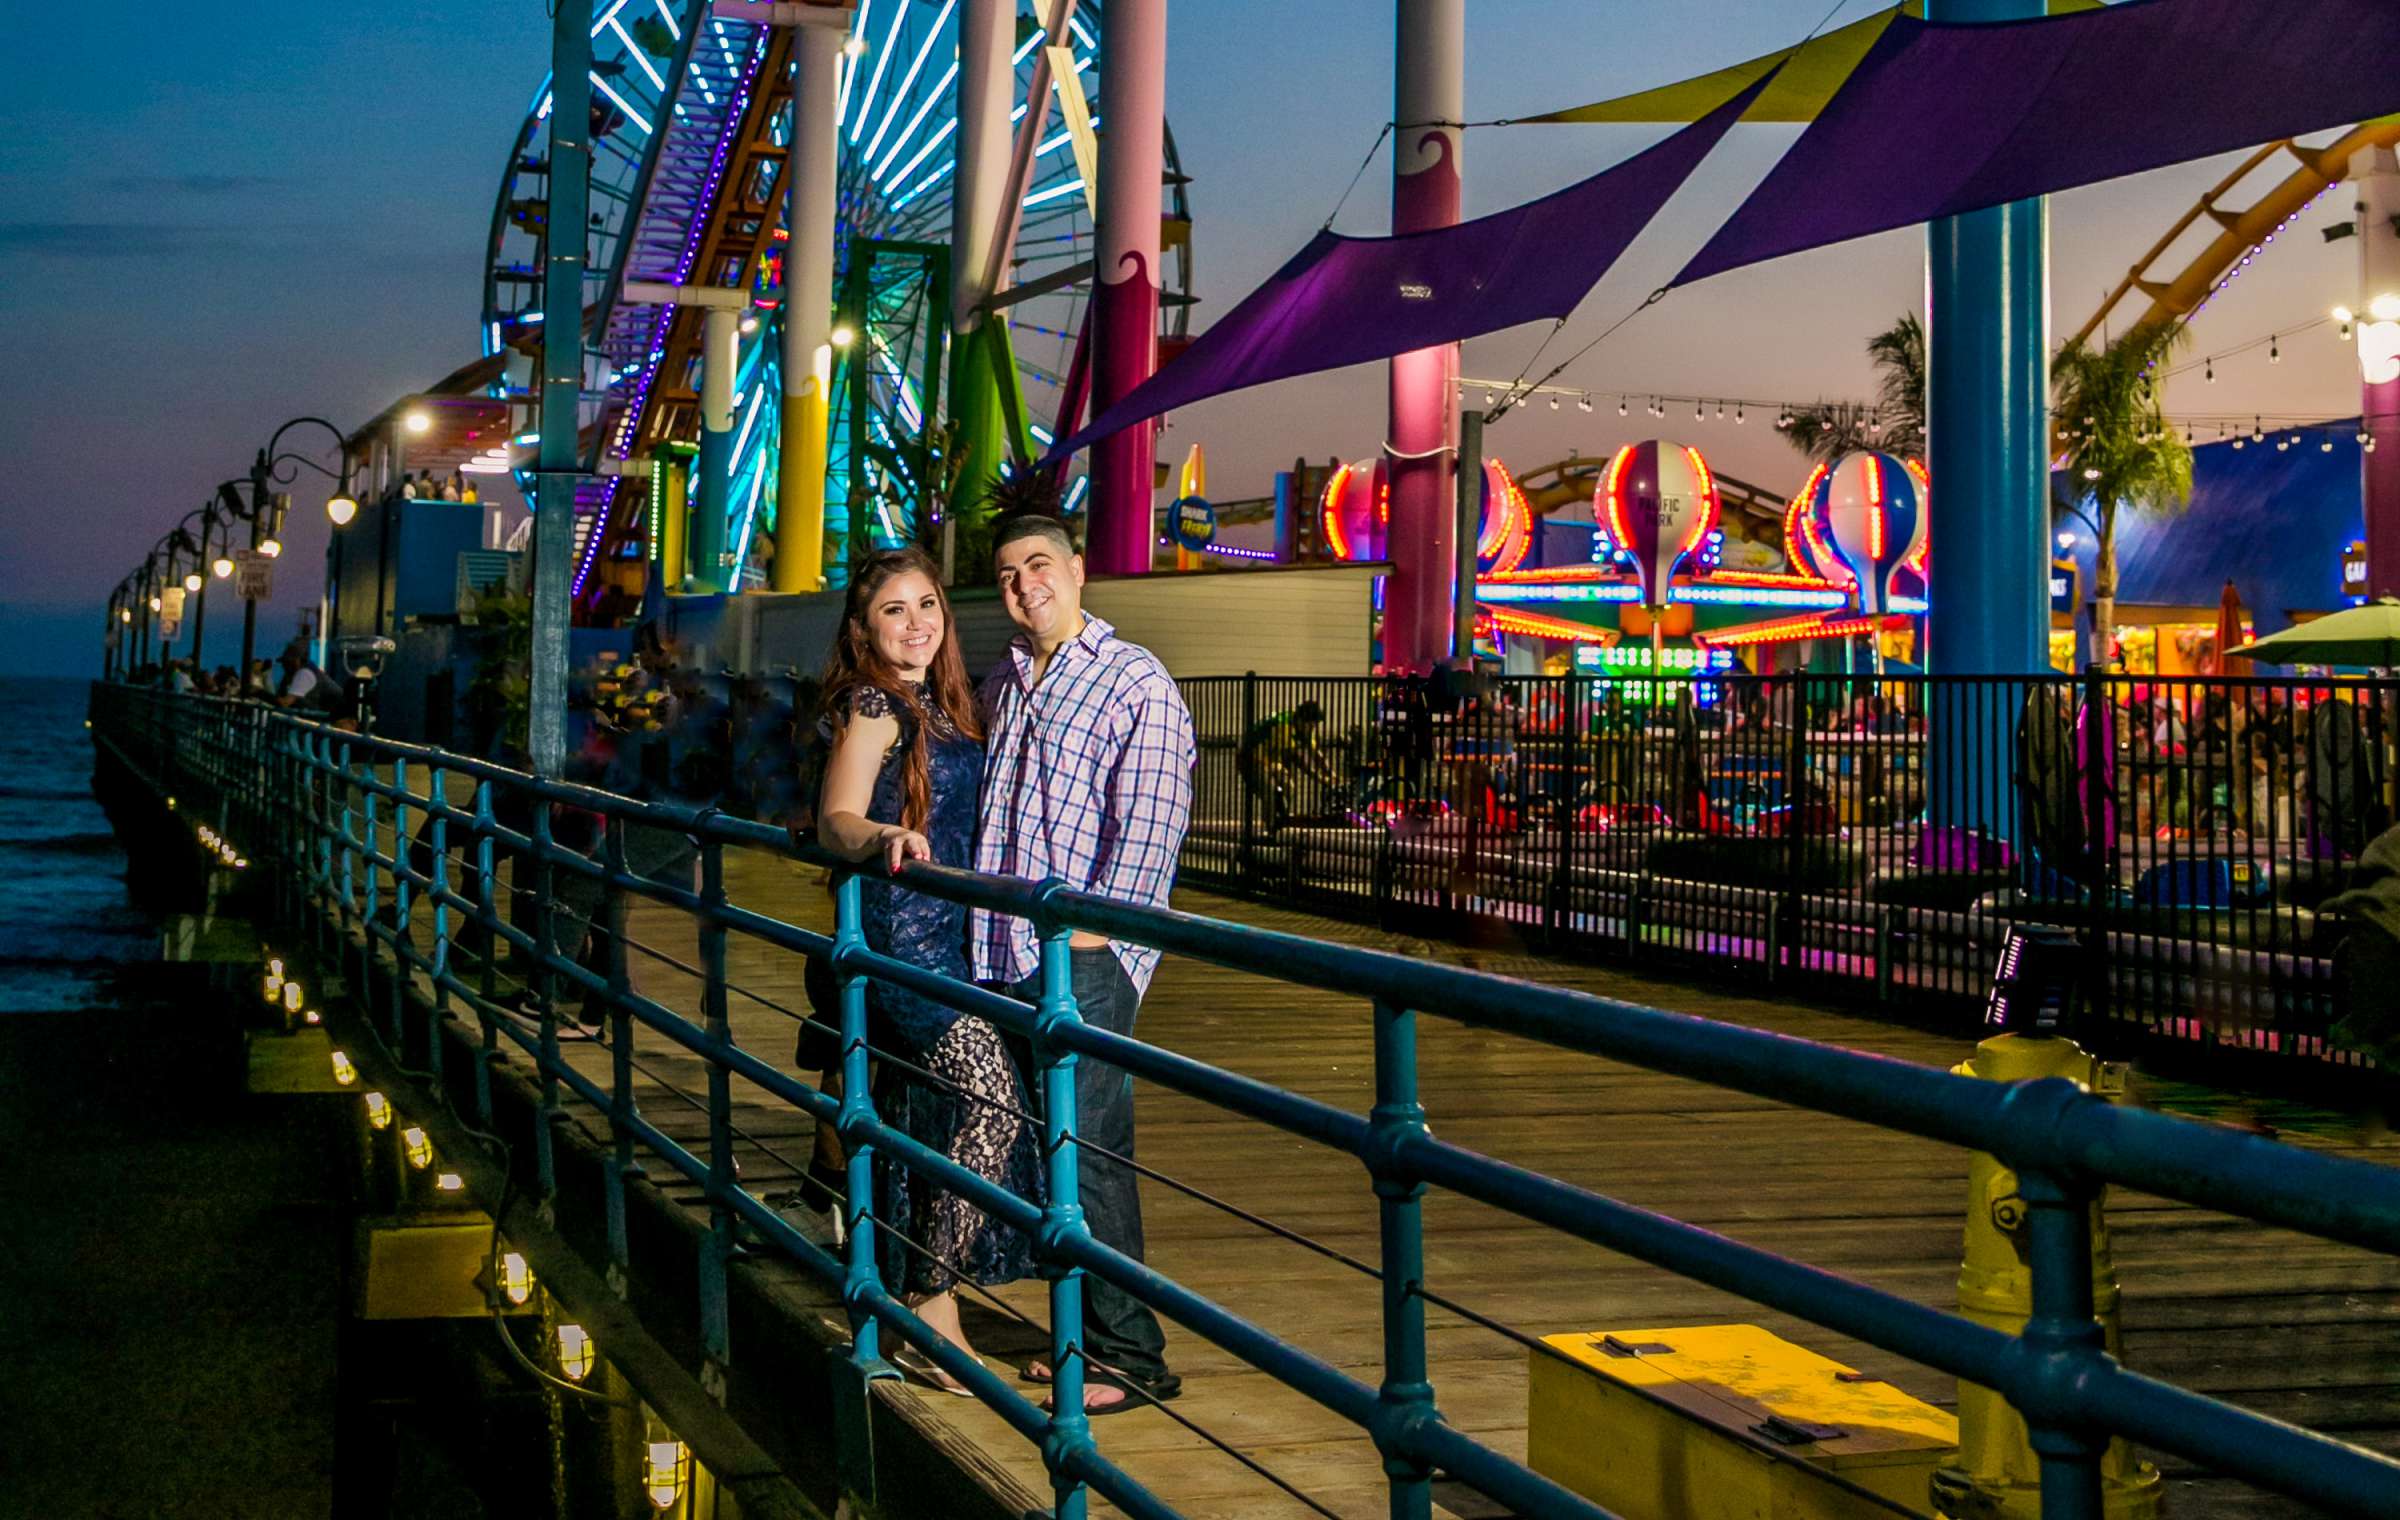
top-left (591, 71), bottom-right (653, 135)
top-left (613, 16), bottom-right (666, 91)
top-left (849, 0), bottom-right (910, 145)
top-left (835, 0), bottom-right (872, 125)
top-left (873, 59), bottom-right (956, 181)
top-left (862, 0), bottom-right (954, 166)
top-left (889, 117), bottom-right (956, 197)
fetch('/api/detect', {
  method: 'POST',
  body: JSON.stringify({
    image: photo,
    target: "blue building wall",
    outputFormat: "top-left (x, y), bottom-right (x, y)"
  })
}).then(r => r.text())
top-left (2054, 427), bottom-right (2364, 639)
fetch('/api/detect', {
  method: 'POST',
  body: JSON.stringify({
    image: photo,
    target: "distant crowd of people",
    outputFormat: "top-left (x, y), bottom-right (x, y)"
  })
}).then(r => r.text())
top-left (120, 639), bottom-right (344, 712)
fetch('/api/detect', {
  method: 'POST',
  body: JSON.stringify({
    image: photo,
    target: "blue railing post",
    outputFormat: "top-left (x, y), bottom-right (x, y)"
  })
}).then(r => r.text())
top-left (1033, 918), bottom-right (1093, 1520)
top-left (426, 762), bottom-right (451, 1084)
top-left (1368, 999), bottom-right (1438, 1520)
top-left (698, 836), bottom-right (735, 1372)
top-left (828, 870), bottom-right (896, 1506)
top-left (529, 801), bottom-right (561, 1198)
top-left (390, 755), bottom-right (415, 1061)
top-left (602, 816), bottom-right (642, 1285)
top-left (471, 780), bottom-right (500, 1131)
top-left (2018, 1166), bottom-right (2107, 1520)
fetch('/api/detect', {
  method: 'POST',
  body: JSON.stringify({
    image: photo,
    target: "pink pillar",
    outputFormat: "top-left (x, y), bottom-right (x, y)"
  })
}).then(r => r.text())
top-left (1385, 0), bottom-right (1463, 671)
top-left (2360, 149), bottom-right (2400, 597)
top-left (1088, 0), bottom-right (1166, 575)
top-left (2368, 378), bottom-right (2400, 598)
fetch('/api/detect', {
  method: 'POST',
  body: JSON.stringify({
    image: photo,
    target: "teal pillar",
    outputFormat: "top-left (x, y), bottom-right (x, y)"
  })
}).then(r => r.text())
top-left (689, 426), bottom-right (731, 594)
top-left (1927, 0), bottom-right (2048, 849)
top-left (530, 0), bottom-right (593, 777)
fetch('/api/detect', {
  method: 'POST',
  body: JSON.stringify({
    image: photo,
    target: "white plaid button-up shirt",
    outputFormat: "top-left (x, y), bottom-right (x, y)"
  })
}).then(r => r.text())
top-left (971, 615), bottom-right (1195, 994)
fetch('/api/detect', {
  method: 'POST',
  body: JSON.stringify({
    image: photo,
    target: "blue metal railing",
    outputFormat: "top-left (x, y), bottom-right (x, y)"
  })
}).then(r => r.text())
top-left (94, 687), bottom-right (2400, 1520)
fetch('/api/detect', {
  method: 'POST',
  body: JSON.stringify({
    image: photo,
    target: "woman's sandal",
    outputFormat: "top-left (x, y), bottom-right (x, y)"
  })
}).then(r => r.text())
top-left (894, 1348), bottom-right (976, 1398)
top-left (1019, 1359), bottom-right (1182, 1407)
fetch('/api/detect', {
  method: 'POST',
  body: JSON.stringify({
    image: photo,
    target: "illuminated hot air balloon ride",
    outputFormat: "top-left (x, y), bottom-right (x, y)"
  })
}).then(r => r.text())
top-left (1597, 440), bottom-right (1722, 673)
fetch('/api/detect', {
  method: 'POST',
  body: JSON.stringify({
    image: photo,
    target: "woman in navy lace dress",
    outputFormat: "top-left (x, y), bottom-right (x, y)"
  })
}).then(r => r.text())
top-left (815, 548), bottom-right (1042, 1390)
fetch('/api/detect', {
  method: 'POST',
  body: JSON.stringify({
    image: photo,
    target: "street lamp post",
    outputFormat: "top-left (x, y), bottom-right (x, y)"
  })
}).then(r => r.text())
top-left (174, 505), bottom-right (215, 672)
top-left (246, 415), bottom-right (352, 689)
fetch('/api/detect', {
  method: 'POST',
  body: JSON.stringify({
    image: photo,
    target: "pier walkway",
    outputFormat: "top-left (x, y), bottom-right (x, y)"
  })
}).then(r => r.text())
top-left (604, 860), bottom-right (2400, 1520)
top-left (91, 691), bottom-right (2400, 1520)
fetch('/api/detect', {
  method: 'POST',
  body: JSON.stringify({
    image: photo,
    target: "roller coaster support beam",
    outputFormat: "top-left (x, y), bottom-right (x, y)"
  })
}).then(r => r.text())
top-left (761, 1), bottom-right (853, 595)
top-left (1088, 0), bottom-right (1166, 575)
top-left (1385, 0), bottom-right (1463, 670)
top-left (532, 0), bottom-right (594, 778)
top-left (2352, 146), bottom-right (2400, 601)
top-left (1924, 0), bottom-right (2048, 842)
top-left (626, 281), bottom-right (749, 592)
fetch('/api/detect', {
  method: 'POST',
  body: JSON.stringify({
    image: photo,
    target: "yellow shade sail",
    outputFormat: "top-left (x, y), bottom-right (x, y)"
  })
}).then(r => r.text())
top-left (1524, 0), bottom-right (2100, 125)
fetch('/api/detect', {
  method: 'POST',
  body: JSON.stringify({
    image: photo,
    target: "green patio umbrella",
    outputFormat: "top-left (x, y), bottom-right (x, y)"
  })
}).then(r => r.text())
top-left (2228, 598), bottom-right (2400, 668)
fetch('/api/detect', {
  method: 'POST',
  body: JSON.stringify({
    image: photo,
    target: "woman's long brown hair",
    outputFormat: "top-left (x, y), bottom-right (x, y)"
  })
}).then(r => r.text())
top-left (818, 548), bottom-right (984, 831)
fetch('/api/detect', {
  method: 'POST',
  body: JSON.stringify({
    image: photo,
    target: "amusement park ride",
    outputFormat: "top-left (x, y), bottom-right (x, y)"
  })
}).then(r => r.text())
top-left (472, 0), bottom-right (1192, 606)
top-left (358, 0), bottom-right (2400, 696)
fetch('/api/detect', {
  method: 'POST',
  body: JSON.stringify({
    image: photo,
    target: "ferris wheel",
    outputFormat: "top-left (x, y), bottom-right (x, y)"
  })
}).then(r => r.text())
top-left (479, 0), bottom-right (1196, 595)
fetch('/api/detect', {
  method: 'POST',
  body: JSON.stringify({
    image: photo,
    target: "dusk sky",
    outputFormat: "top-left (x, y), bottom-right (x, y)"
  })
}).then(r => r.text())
top-left (1, 0), bottom-right (2363, 676)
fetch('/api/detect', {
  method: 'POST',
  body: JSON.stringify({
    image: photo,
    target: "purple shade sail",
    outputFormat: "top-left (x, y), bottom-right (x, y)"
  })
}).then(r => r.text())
top-left (1047, 68), bottom-right (1779, 460)
top-left (1678, 0), bottom-right (2400, 288)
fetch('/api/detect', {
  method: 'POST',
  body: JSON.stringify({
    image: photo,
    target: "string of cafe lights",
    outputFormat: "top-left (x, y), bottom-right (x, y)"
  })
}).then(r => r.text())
top-left (1458, 378), bottom-right (1917, 438)
top-left (1467, 304), bottom-right (2368, 453)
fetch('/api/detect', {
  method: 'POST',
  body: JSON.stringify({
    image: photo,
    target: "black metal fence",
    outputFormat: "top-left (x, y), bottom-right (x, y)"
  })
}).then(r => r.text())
top-left (1181, 671), bottom-right (2399, 1081)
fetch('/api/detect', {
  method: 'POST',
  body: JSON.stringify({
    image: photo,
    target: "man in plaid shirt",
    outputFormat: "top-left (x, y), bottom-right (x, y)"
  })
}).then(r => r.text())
top-left (973, 514), bottom-right (1194, 1413)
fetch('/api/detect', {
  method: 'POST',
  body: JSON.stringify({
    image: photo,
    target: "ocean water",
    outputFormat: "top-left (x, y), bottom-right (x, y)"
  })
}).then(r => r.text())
top-left (0, 678), bottom-right (154, 1012)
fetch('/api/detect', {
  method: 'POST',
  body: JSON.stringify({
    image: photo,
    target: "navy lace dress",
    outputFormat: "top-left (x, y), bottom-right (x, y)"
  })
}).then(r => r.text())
top-left (830, 685), bottom-right (1042, 1295)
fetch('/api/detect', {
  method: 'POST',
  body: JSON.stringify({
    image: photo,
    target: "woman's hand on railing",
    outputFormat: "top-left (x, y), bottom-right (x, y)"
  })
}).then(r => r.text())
top-left (883, 827), bottom-right (932, 874)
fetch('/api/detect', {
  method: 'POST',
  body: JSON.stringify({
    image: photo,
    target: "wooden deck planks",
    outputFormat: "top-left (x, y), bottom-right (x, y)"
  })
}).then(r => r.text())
top-left (358, 791), bottom-right (2399, 1520)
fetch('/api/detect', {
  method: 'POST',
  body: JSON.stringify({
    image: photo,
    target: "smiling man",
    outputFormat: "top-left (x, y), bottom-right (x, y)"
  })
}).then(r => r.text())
top-left (972, 513), bottom-right (1195, 1415)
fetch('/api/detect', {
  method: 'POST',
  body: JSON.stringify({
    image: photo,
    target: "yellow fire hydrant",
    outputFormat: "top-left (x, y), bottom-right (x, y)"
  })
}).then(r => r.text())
top-left (1930, 1028), bottom-right (2162, 1520)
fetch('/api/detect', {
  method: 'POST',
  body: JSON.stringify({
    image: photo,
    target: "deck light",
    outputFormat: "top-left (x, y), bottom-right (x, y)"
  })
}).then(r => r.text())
top-left (363, 1091), bottom-right (392, 1130)
top-left (329, 1051), bottom-right (357, 1086)
top-left (183, 572), bottom-right (203, 593)
top-left (326, 493), bottom-right (358, 527)
top-left (265, 971), bottom-right (283, 1003)
top-left (212, 555), bottom-right (234, 579)
top-left (402, 1126), bottom-right (432, 1169)
top-left (830, 323), bottom-right (857, 349)
top-left (556, 1323), bottom-right (594, 1381)
top-left (645, 1441), bottom-right (689, 1509)
top-left (284, 981), bottom-right (304, 1014)
top-left (498, 1251), bottom-right (533, 1306)
top-left (435, 1172), bottom-right (464, 1192)
top-left (404, 409), bottom-right (432, 434)
top-left (119, 608), bottom-right (131, 623)
top-left (149, 596), bottom-right (162, 612)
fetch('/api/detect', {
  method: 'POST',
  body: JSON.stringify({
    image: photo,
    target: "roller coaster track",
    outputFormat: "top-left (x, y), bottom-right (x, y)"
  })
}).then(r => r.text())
top-left (2069, 121), bottom-right (2400, 349)
top-left (571, 9), bottom-right (778, 583)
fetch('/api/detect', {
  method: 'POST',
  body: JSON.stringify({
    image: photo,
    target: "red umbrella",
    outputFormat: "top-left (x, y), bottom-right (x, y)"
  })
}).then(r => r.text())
top-left (2215, 579), bottom-right (2247, 675)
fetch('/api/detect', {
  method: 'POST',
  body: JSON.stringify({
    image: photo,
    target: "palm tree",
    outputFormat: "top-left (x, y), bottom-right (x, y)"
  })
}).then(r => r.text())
top-left (1781, 314), bottom-right (1927, 464)
top-left (2051, 319), bottom-right (2193, 665)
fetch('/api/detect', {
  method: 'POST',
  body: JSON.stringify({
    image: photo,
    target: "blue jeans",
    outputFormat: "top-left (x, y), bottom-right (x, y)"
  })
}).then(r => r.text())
top-left (1012, 948), bottom-right (1172, 1386)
